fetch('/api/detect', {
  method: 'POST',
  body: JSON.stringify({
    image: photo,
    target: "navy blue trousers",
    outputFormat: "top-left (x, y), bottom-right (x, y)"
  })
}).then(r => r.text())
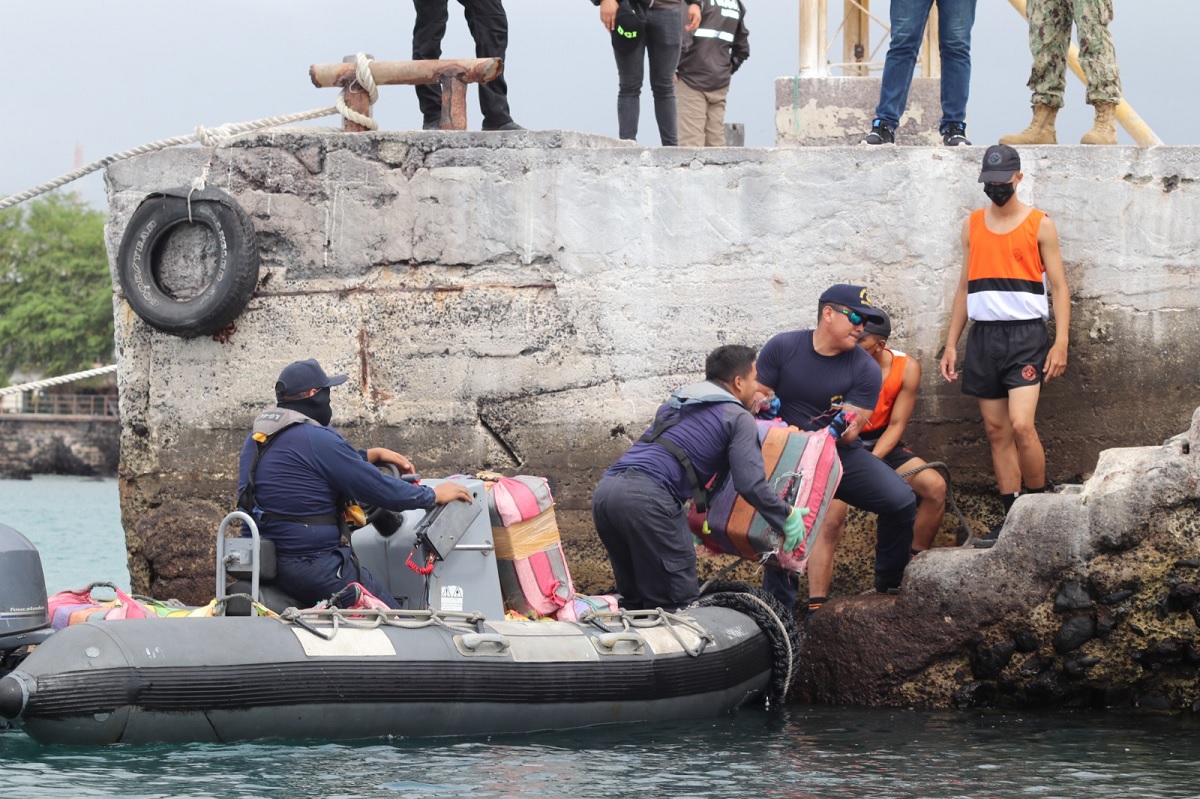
top-left (275, 546), bottom-right (402, 609)
top-left (592, 469), bottom-right (698, 612)
top-left (764, 443), bottom-right (916, 607)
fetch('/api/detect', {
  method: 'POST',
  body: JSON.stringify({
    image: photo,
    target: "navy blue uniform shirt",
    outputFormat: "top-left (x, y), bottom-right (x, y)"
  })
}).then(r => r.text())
top-left (758, 329), bottom-right (881, 446)
top-left (606, 399), bottom-right (791, 531)
top-left (237, 423), bottom-right (435, 556)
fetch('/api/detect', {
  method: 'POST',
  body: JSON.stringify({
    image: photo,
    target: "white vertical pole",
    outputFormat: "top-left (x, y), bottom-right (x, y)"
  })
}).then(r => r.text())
top-left (799, 0), bottom-right (824, 77)
top-left (818, 0), bottom-right (828, 76)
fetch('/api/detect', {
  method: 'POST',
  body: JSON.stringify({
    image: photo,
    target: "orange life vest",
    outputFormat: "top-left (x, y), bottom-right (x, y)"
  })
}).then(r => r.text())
top-left (863, 348), bottom-right (907, 434)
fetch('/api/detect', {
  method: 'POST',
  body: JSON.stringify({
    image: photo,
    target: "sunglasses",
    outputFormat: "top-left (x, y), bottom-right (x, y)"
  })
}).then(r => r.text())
top-left (830, 305), bottom-right (866, 326)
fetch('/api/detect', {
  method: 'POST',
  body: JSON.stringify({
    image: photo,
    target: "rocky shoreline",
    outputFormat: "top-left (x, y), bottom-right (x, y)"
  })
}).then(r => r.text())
top-left (787, 409), bottom-right (1200, 711)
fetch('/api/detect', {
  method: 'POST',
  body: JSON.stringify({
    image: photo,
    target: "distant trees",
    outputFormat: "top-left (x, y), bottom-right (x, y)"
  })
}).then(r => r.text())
top-left (0, 193), bottom-right (113, 383)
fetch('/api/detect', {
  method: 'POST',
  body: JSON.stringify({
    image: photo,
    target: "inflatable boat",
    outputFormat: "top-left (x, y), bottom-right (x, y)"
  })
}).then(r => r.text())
top-left (0, 477), bottom-right (798, 746)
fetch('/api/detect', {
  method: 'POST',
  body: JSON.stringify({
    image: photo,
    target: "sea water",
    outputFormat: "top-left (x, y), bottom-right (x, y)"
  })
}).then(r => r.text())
top-left (1, 476), bottom-right (1198, 799)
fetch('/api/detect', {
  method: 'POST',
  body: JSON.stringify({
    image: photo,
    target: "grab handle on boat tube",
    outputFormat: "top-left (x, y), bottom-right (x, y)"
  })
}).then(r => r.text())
top-left (459, 633), bottom-right (510, 653)
top-left (595, 633), bottom-right (645, 654)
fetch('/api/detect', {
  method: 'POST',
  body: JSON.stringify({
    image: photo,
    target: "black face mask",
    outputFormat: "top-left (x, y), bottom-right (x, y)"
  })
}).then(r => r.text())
top-left (279, 387), bottom-right (333, 426)
top-left (984, 182), bottom-right (1015, 207)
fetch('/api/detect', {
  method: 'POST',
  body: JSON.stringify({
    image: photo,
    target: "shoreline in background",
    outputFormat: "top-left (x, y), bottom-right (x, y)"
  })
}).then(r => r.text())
top-left (0, 474), bottom-right (129, 593)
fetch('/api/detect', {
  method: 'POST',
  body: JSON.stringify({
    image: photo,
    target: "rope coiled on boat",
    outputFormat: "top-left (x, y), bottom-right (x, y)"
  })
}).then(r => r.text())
top-left (697, 580), bottom-right (801, 706)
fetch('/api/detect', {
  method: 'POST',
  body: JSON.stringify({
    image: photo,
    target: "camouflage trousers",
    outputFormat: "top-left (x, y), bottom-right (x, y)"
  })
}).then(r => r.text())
top-left (1026, 0), bottom-right (1122, 107)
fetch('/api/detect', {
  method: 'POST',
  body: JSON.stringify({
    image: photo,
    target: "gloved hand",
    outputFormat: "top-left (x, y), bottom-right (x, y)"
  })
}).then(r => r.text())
top-left (752, 394), bottom-right (780, 419)
top-left (827, 409), bottom-right (853, 439)
top-left (781, 506), bottom-right (809, 551)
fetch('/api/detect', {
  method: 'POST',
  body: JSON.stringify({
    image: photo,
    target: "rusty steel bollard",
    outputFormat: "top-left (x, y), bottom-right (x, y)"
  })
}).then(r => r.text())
top-left (310, 56), bottom-right (504, 132)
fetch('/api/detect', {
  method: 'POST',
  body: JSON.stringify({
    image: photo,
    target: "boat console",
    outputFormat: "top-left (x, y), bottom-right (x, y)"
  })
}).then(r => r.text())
top-left (218, 477), bottom-right (505, 618)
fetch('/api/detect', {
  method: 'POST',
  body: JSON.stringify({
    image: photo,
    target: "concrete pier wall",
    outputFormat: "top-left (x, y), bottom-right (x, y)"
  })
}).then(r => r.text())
top-left (0, 417), bottom-right (119, 478)
top-left (104, 131), bottom-right (1200, 602)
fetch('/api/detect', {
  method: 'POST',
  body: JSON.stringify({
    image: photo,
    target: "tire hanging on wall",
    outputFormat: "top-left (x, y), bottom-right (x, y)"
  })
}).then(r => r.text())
top-left (116, 187), bottom-right (259, 338)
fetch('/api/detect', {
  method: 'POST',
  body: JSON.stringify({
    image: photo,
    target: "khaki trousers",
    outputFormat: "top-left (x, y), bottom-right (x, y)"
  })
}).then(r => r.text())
top-left (676, 79), bottom-right (730, 147)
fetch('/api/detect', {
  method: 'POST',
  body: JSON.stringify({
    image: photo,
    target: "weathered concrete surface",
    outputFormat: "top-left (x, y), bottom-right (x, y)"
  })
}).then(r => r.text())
top-left (0, 417), bottom-right (119, 479)
top-left (775, 77), bottom-right (943, 146)
top-left (103, 131), bottom-right (1200, 611)
top-left (798, 408), bottom-right (1200, 711)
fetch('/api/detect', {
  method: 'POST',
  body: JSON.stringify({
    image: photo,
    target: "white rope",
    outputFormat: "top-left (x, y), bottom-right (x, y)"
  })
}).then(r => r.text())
top-left (0, 107), bottom-right (337, 212)
top-left (334, 53), bottom-right (380, 131)
top-left (0, 364), bottom-right (118, 397)
top-left (0, 52), bottom-right (382, 211)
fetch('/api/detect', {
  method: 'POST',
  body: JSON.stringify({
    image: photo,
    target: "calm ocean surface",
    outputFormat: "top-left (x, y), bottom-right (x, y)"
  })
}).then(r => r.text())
top-left (2, 475), bottom-right (1199, 799)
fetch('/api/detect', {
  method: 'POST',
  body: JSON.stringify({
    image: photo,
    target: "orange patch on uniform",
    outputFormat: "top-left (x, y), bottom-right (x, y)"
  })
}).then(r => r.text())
top-left (1022, 364), bottom-right (1037, 382)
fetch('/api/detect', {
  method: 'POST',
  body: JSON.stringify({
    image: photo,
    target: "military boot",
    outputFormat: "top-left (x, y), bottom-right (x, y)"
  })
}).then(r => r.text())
top-left (1081, 102), bottom-right (1118, 145)
top-left (999, 104), bottom-right (1058, 145)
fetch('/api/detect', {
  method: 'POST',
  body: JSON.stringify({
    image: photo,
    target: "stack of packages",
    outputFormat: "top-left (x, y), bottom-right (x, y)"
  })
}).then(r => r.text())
top-left (46, 583), bottom-right (270, 626)
top-left (483, 474), bottom-right (618, 621)
top-left (689, 419), bottom-right (842, 572)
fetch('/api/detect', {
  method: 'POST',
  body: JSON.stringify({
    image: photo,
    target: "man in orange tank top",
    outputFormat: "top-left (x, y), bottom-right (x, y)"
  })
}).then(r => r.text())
top-left (814, 310), bottom-right (949, 597)
top-left (858, 311), bottom-right (948, 552)
top-left (939, 144), bottom-right (1070, 547)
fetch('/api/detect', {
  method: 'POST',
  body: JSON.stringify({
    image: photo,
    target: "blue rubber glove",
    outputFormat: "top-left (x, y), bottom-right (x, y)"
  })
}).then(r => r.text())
top-left (781, 506), bottom-right (809, 551)
top-left (753, 395), bottom-right (781, 419)
top-left (827, 410), bottom-right (851, 439)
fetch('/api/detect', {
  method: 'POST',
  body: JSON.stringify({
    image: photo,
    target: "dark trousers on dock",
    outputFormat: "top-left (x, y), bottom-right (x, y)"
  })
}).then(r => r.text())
top-left (412, 0), bottom-right (514, 130)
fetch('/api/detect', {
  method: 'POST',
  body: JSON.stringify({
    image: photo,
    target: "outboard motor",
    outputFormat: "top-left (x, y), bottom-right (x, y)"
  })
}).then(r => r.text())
top-left (0, 524), bottom-right (52, 724)
top-left (0, 524), bottom-right (50, 649)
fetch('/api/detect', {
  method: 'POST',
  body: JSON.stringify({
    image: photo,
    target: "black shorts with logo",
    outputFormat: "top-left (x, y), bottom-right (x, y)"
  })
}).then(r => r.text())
top-left (868, 439), bottom-right (921, 470)
top-left (961, 319), bottom-right (1049, 400)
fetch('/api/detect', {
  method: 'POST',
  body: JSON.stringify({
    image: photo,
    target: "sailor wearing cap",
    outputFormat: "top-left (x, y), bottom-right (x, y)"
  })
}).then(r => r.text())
top-left (236, 359), bottom-right (472, 607)
top-left (757, 285), bottom-right (918, 611)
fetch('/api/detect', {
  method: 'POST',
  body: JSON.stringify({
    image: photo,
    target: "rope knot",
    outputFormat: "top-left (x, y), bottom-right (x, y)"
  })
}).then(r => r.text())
top-left (195, 124), bottom-right (234, 148)
top-left (335, 52), bottom-right (380, 131)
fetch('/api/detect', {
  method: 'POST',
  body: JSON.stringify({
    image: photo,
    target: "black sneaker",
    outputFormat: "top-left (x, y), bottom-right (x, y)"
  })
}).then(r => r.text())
top-left (942, 124), bottom-right (971, 146)
top-left (861, 121), bottom-right (895, 145)
top-left (483, 121), bottom-right (525, 132)
top-left (971, 519), bottom-right (1004, 548)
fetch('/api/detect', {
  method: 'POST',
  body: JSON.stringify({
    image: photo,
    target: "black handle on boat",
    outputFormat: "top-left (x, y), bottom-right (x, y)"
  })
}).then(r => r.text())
top-left (459, 633), bottom-right (510, 653)
top-left (0, 672), bottom-right (30, 720)
top-left (595, 633), bottom-right (645, 654)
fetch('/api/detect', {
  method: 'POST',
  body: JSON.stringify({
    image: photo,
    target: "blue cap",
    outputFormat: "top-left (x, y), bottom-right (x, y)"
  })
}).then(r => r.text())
top-left (818, 284), bottom-right (886, 324)
top-left (863, 308), bottom-right (891, 338)
top-left (275, 359), bottom-right (348, 401)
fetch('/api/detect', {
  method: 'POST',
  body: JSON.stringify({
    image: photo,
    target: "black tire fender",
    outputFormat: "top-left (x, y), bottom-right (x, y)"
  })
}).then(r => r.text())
top-left (116, 187), bottom-right (259, 338)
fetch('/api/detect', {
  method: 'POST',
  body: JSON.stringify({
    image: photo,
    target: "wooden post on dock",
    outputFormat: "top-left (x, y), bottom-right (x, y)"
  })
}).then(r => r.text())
top-left (920, 6), bottom-right (940, 78)
top-left (843, 0), bottom-right (870, 77)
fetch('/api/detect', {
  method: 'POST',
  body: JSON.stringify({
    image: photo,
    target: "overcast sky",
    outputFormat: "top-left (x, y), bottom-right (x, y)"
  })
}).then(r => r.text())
top-left (1, 1), bottom-right (1192, 209)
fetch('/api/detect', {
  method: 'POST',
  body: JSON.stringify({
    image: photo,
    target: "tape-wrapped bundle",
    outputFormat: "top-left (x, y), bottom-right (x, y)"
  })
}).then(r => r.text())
top-left (484, 475), bottom-right (576, 616)
top-left (689, 420), bottom-right (842, 571)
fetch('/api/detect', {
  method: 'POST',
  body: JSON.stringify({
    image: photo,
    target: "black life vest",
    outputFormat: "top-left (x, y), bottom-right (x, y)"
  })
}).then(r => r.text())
top-left (237, 408), bottom-right (342, 526)
top-left (639, 380), bottom-right (743, 513)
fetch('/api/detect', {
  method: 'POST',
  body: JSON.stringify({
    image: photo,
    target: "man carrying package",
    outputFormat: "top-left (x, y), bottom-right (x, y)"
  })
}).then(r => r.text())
top-left (592, 344), bottom-right (806, 612)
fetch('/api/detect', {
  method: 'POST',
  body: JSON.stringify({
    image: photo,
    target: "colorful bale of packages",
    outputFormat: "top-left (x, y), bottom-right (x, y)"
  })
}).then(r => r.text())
top-left (485, 475), bottom-right (576, 617)
top-left (555, 593), bottom-right (620, 622)
top-left (688, 420), bottom-right (842, 571)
